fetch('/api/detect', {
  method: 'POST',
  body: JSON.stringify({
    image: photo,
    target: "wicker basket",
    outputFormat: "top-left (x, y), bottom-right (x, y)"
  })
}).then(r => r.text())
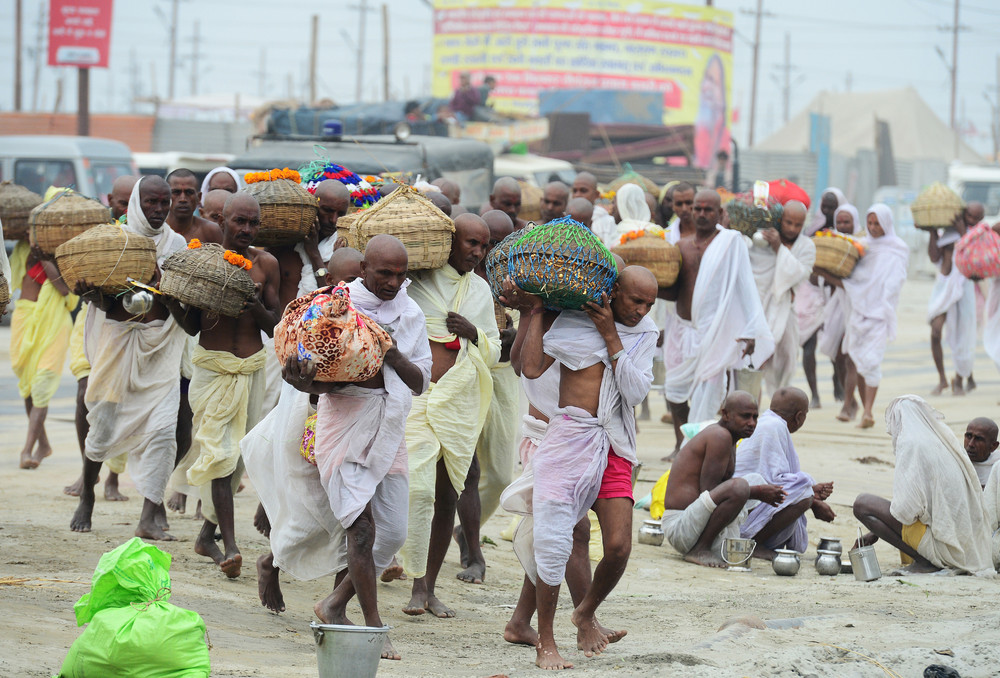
top-left (493, 300), bottom-right (509, 331)
top-left (812, 233), bottom-right (862, 278)
top-left (346, 185), bottom-right (454, 270)
top-left (508, 216), bottom-right (618, 310)
top-left (243, 179), bottom-right (318, 247)
top-left (0, 181), bottom-right (44, 240)
top-left (911, 182), bottom-right (964, 230)
top-left (485, 222), bottom-right (536, 297)
top-left (55, 223), bottom-right (158, 293)
top-left (612, 235), bottom-right (681, 287)
top-left (724, 194), bottom-right (783, 237)
top-left (517, 181), bottom-right (544, 223)
top-left (0, 272), bottom-right (9, 317)
top-left (160, 243), bottom-right (256, 317)
top-left (606, 171), bottom-right (660, 196)
top-left (29, 192), bottom-right (110, 255)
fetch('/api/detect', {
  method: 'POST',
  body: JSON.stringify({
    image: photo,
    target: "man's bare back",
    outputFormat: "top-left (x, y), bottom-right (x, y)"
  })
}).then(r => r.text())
top-left (559, 362), bottom-right (604, 416)
top-left (172, 215), bottom-right (223, 245)
top-left (664, 231), bottom-right (718, 320)
top-left (198, 247), bottom-right (280, 357)
top-left (663, 423), bottom-right (736, 511)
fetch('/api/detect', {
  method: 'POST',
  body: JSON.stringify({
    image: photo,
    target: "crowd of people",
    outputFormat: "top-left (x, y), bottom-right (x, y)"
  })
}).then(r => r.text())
top-left (4, 164), bottom-right (1000, 671)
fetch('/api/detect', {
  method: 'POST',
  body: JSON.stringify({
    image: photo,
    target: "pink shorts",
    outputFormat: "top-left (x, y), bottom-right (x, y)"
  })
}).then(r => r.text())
top-left (597, 448), bottom-right (633, 501)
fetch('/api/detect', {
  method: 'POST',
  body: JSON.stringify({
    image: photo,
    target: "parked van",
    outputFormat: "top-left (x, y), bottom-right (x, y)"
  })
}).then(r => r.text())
top-left (494, 153), bottom-right (576, 188)
top-left (948, 163), bottom-right (1000, 226)
top-left (134, 151), bottom-right (236, 185)
top-left (0, 135), bottom-right (136, 205)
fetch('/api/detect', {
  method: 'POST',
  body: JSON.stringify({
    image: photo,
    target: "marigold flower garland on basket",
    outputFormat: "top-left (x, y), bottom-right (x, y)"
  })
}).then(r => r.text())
top-left (244, 168), bottom-right (301, 184)
top-left (814, 229), bottom-right (865, 256)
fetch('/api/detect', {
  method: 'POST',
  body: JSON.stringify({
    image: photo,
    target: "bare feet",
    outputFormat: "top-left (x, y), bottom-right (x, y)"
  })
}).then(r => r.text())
top-left (153, 504), bottom-right (169, 531)
top-left (382, 636), bottom-right (401, 661)
top-left (256, 553), bottom-right (285, 613)
top-left (63, 474), bottom-right (90, 497)
top-left (30, 441), bottom-right (52, 466)
top-left (402, 591), bottom-right (426, 616)
top-left (452, 525), bottom-right (471, 569)
top-left (380, 558), bottom-right (405, 582)
top-left (254, 503), bottom-right (271, 537)
top-left (857, 414), bottom-right (875, 429)
top-left (888, 561), bottom-right (940, 575)
top-left (193, 500), bottom-right (204, 520)
top-left (572, 610), bottom-right (609, 657)
top-left (810, 395), bottom-right (821, 410)
top-left (70, 498), bottom-right (95, 532)
top-left (599, 622), bottom-right (627, 644)
top-left (19, 450), bottom-right (38, 469)
top-left (194, 531), bottom-right (225, 565)
top-left (166, 491), bottom-right (187, 513)
top-left (951, 377), bottom-right (965, 396)
top-left (660, 412), bottom-right (673, 425)
top-left (660, 447), bottom-right (679, 463)
top-left (930, 381), bottom-right (948, 396)
top-left (751, 547), bottom-right (776, 561)
top-left (456, 561), bottom-right (485, 585)
top-left (314, 591), bottom-right (352, 625)
top-left (135, 522), bottom-right (177, 541)
top-left (836, 402), bottom-right (858, 422)
top-left (503, 619), bottom-right (539, 647)
top-left (536, 639), bottom-right (573, 670)
top-left (967, 375), bottom-right (977, 392)
top-left (220, 550), bottom-right (242, 579)
top-left (683, 547), bottom-right (727, 568)
top-left (425, 594), bottom-right (455, 618)
top-left (103, 476), bottom-right (129, 502)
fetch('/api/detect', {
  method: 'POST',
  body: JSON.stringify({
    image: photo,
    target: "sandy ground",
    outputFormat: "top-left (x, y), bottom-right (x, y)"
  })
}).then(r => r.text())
top-left (1, 274), bottom-right (999, 678)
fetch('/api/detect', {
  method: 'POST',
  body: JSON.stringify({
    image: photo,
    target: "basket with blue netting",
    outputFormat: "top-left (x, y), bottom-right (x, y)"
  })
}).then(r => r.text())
top-left (507, 216), bottom-right (618, 310)
top-left (485, 222), bottom-right (536, 298)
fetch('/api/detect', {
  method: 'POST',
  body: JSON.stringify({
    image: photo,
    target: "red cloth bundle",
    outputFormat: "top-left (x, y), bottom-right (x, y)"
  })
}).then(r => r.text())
top-left (955, 222), bottom-right (1000, 280)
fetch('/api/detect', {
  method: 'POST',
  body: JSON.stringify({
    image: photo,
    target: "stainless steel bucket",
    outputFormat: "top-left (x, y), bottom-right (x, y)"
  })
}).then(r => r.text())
top-left (848, 528), bottom-right (881, 582)
top-left (721, 537), bottom-right (755, 572)
top-left (311, 622), bottom-right (388, 678)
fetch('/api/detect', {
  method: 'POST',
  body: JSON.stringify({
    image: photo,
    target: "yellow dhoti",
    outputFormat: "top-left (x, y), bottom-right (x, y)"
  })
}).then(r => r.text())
top-left (476, 362), bottom-right (520, 526)
top-left (10, 283), bottom-right (76, 408)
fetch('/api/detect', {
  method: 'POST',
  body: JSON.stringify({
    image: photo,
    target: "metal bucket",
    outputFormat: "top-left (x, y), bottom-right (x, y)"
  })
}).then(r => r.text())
top-left (733, 367), bottom-right (763, 402)
top-left (311, 622), bottom-right (388, 678)
top-left (848, 527), bottom-right (881, 582)
top-left (721, 537), bottom-right (755, 572)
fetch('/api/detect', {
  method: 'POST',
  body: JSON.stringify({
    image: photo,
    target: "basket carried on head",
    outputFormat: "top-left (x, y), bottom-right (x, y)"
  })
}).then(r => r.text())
top-left (298, 159), bottom-right (380, 210)
top-left (485, 222), bottom-right (536, 298)
top-left (160, 242), bottom-right (256, 317)
top-left (508, 216), bottom-right (618, 310)
top-left (55, 223), bottom-right (158, 294)
top-left (812, 231), bottom-right (864, 278)
top-left (29, 192), bottom-right (110, 255)
top-left (612, 232), bottom-right (681, 287)
top-left (346, 185), bottom-right (454, 270)
top-left (724, 193), bottom-right (783, 238)
top-left (0, 181), bottom-right (44, 240)
top-left (606, 168), bottom-right (660, 196)
top-left (911, 182), bottom-right (964, 230)
top-left (242, 168), bottom-right (318, 247)
top-left (955, 222), bottom-right (1000, 280)
top-left (274, 284), bottom-right (392, 382)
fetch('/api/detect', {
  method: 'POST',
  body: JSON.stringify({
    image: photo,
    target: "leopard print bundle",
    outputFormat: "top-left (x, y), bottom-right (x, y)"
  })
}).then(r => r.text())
top-left (275, 285), bottom-right (392, 382)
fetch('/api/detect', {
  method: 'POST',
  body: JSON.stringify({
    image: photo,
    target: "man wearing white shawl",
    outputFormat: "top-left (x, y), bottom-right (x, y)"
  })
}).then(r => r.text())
top-left (398, 214), bottom-right (500, 618)
top-left (926, 202), bottom-right (982, 396)
top-left (983, 460), bottom-right (1000, 569)
top-left (513, 266), bottom-right (658, 670)
top-left (734, 387), bottom-right (835, 556)
top-left (244, 236), bottom-right (431, 660)
top-left (854, 395), bottom-right (995, 575)
top-left (750, 201), bottom-right (815, 393)
top-left (661, 189), bottom-right (775, 455)
top-left (963, 417), bottom-right (999, 488)
top-left (70, 176), bottom-right (188, 540)
top-left (611, 183), bottom-right (657, 248)
top-left (817, 204), bottom-right (908, 428)
top-left (199, 166), bottom-right (240, 196)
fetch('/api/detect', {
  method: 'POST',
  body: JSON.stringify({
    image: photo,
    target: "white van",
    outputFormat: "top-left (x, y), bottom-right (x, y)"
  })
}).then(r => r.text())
top-left (134, 151), bottom-right (236, 185)
top-left (0, 135), bottom-right (136, 205)
top-left (948, 163), bottom-right (1000, 226)
top-left (494, 153), bottom-right (576, 188)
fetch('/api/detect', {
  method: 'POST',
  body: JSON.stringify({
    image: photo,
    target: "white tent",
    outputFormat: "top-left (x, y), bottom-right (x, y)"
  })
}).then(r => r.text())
top-left (754, 87), bottom-right (982, 164)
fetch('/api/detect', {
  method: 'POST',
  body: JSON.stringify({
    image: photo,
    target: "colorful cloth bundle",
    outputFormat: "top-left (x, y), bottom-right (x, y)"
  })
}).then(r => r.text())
top-left (298, 160), bottom-right (380, 209)
top-left (955, 222), bottom-right (1000, 280)
top-left (300, 411), bottom-right (317, 465)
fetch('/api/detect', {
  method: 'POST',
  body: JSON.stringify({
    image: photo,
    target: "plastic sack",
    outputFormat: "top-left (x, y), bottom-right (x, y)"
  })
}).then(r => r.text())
top-left (58, 538), bottom-right (210, 678)
top-left (954, 222), bottom-right (1000, 280)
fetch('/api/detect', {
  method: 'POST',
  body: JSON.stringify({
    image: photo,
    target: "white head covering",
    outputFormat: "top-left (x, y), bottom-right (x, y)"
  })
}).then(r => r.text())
top-left (0, 217), bottom-right (11, 296)
top-left (822, 187), bottom-right (846, 207)
top-left (199, 167), bottom-right (241, 197)
top-left (806, 187), bottom-right (848, 236)
top-left (833, 203), bottom-right (862, 235)
top-left (615, 183), bottom-right (651, 223)
top-left (864, 203), bottom-right (907, 255)
top-left (126, 176), bottom-right (187, 265)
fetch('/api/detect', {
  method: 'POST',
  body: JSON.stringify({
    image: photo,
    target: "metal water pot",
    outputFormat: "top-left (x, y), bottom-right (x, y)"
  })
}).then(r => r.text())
top-left (815, 549), bottom-right (841, 576)
top-left (721, 537), bottom-right (755, 572)
top-left (817, 536), bottom-right (843, 555)
top-left (771, 549), bottom-right (801, 576)
top-left (122, 289), bottom-right (154, 315)
top-left (637, 519), bottom-right (664, 547)
top-left (848, 527), bottom-right (882, 581)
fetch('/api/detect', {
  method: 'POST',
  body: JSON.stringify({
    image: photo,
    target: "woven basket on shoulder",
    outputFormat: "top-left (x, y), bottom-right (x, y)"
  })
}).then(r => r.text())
top-left (0, 272), bottom-right (9, 317)
top-left (517, 181), bottom-right (544, 223)
top-left (724, 194), bottom-right (783, 238)
top-left (346, 185), bottom-right (454, 270)
top-left (0, 181), bottom-right (44, 240)
top-left (485, 222), bottom-right (536, 297)
top-left (612, 234), bottom-right (681, 287)
top-left (243, 179), bottom-right (318, 247)
top-left (911, 182), bottom-right (964, 229)
top-left (812, 233), bottom-right (862, 278)
top-left (160, 243), bottom-right (256, 317)
top-left (29, 192), bottom-right (110, 255)
top-left (55, 223), bottom-right (158, 293)
top-left (508, 216), bottom-right (618, 310)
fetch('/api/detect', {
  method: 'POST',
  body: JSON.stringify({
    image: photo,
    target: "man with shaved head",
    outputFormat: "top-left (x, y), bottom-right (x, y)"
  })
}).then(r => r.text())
top-left (199, 189), bottom-right (229, 226)
top-left (398, 213), bottom-right (501, 618)
top-left (664, 182), bottom-right (695, 244)
top-left (107, 174), bottom-right (138, 219)
top-left (166, 168), bottom-right (224, 246)
top-left (662, 390), bottom-right (786, 567)
top-left (166, 191), bottom-right (281, 578)
top-left (246, 234), bottom-right (431, 660)
top-left (734, 386), bottom-right (835, 559)
top-left (572, 171), bottom-right (616, 246)
top-left (432, 177), bottom-right (461, 206)
top-left (964, 417), bottom-right (999, 487)
top-left (567, 197), bottom-right (594, 229)
top-left (509, 265), bottom-right (658, 668)
top-left (927, 201), bottom-right (981, 396)
top-left (660, 189), bottom-right (774, 458)
top-left (489, 176), bottom-right (527, 228)
top-left (425, 189), bottom-right (453, 217)
top-left (749, 200), bottom-right (816, 393)
top-left (540, 181), bottom-right (570, 223)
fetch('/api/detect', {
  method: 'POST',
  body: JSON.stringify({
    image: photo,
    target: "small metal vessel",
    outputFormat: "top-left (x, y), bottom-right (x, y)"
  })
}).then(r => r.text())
top-left (815, 549), bottom-right (841, 576)
top-left (771, 548), bottom-right (801, 576)
top-left (637, 519), bottom-right (664, 546)
top-left (122, 289), bottom-right (154, 315)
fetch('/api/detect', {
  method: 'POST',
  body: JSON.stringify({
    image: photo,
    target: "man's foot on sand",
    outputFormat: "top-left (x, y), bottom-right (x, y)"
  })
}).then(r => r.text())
top-left (380, 558), bottom-right (406, 582)
top-left (930, 381), bottom-right (949, 396)
top-left (660, 412), bottom-right (673, 425)
top-left (404, 592), bottom-right (454, 618)
top-left (166, 492), bottom-right (186, 514)
top-left (193, 500), bottom-right (204, 520)
top-left (220, 550), bottom-right (242, 578)
top-left (751, 547), bottom-right (776, 561)
top-left (951, 377), bottom-right (966, 396)
top-left (888, 561), bottom-right (940, 575)
top-left (857, 414), bottom-right (875, 429)
top-left (314, 592), bottom-right (352, 625)
top-left (572, 610), bottom-right (609, 657)
top-left (967, 375), bottom-right (977, 392)
top-left (503, 619), bottom-right (539, 646)
top-left (104, 480), bottom-right (129, 502)
top-left (153, 505), bottom-right (169, 531)
top-left (599, 622), bottom-right (627, 644)
top-left (135, 522), bottom-right (176, 541)
top-left (63, 474), bottom-right (92, 497)
top-left (810, 395), bottom-right (821, 409)
top-left (683, 547), bottom-right (727, 568)
top-left (536, 641), bottom-right (573, 670)
top-left (194, 532), bottom-right (225, 565)
top-left (382, 637), bottom-right (401, 661)
top-left (256, 554), bottom-right (285, 613)
top-left (19, 450), bottom-right (38, 470)
top-left (70, 498), bottom-right (94, 533)
top-left (836, 403), bottom-right (858, 422)
top-left (452, 525), bottom-right (471, 569)
top-left (30, 442), bottom-right (52, 466)
top-left (254, 503), bottom-right (271, 537)
top-left (456, 561), bottom-right (486, 585)
top-left (660, 447), bottom-right (679, 463)
top-left (402, 590), bottom-right (427, 616)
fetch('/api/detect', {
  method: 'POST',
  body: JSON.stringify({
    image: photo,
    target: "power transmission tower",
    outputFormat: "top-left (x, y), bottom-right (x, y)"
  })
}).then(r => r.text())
top-left (770, 32), bottom-right (804, 124)
top-left (348, 1), bottom-right (377, 103)
top-left (741, 0), bottom-right (774, 146)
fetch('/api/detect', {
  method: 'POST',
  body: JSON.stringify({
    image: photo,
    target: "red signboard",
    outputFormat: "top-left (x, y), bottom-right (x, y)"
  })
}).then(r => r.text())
top-left (48, 0), bottom-right (114, 68)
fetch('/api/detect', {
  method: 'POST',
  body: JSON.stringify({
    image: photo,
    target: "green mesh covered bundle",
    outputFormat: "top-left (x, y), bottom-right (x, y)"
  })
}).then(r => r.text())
top-left (724, 194), bottom-right (784, 237)
top-left (507, 216), bottom-right (618, 310)
top-left (485, 221), bottom-right (536, 298)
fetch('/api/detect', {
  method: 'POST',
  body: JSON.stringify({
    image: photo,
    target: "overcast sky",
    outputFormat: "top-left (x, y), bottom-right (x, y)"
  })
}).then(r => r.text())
top-left (1, 0), bottom-right (999, 156)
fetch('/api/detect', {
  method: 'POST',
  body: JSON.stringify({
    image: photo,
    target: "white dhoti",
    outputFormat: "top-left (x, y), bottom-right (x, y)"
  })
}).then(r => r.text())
top-left (927, 270), bottom-right (976, 379)
top-left (476, 362), bottom-right (520, 525)
top-left (985, 279), bottom-right (1000, 372)
top-left (817, 289), bottom-right (848, 359)
top-left (661, 490), bottom-right (751, 555)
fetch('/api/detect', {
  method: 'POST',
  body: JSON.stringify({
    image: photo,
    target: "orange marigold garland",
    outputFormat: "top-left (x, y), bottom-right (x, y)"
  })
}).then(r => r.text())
top-left (244, 167), bottom-right (301, 185)
top-left (815, 230), bottom-right (865, 256)
top-left (223, 250), bottom-right (253, 270)
top-left (187, 238), bottom-right (202, 249)
top-left (619, 228), bottom-right (667, 246)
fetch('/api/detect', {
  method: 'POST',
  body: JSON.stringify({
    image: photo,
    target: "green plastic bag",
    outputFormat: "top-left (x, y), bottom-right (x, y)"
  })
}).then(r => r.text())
top-left (58, 538), bottom-right (210, 678)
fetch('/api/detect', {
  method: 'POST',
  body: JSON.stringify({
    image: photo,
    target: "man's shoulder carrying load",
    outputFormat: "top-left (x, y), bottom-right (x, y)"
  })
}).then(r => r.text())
top-left (55, 223), bottom-right (158, 294)
top-left (507, 216), bottom-right (618, 310)
top-left (724, 192), bottom-right (783, 238)
top-left (0, 180), bottom-right (44, 240)
top-left (345, 185), bottom-right (455, 271)
top-left (160, 242), bottom-right (256, 317)
top-left (29, 191), bottom-right (111, 256)
top-left (611, 229), bottom-right (680, 287)
top-left (242, 168), bottom-right (318, 247)
top-left (911, 182), bottom-right (964, 230)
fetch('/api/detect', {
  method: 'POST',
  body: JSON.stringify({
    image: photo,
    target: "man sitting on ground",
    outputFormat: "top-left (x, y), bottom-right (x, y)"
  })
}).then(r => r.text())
top-left (964, 417), bottom-right (999, 488)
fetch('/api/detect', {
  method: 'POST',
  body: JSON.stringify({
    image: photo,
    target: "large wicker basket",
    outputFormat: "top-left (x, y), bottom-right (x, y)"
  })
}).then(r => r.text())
top-left (508, 216), bottom-right (618, 310)
top-left (911, 182), bottom-right (964, 230)
top-left (485, 222), bottom-right (536, 297)
top-left (55, 223), bottom-right (158, 293)
top-left (346, 185), bottom-right (454, 270)
top-left (0, 181), bottom-right (44, 240)
top-left (612, 234), bottom-right (681, 287)
top-left (517, 181), bottom-right (544, 223)
top-left (160, 243), bottom-right (256, 317)
top-left (243, 179), bottom-right (318, 247)
top-left (29, 192), bottom-right (110, 255)
top-left (812, 232), bottom-right (862, 278)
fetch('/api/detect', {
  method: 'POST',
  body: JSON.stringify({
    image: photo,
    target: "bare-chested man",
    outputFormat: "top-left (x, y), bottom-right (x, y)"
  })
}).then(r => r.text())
top-left (514, 266), bottom-right (658, 669)
top-left (662, 391), bottom-right (786, 567)
top-left (665, 182), bottom-right (695, 244)
top-left (167, 192), bottom-right (280, 577)
top-left (540, 181), bottom-right (570, 223)
top-left (200, 189), bottom-right (230, 226)
top-left (166, 168), bottom-right (225, 244)
top-left (488, 177), bottom-right (528, 229)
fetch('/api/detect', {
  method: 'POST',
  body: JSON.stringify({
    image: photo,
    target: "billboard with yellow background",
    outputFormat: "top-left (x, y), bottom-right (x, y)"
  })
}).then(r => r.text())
top-left (432, 0), bottom-right (733, 167)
